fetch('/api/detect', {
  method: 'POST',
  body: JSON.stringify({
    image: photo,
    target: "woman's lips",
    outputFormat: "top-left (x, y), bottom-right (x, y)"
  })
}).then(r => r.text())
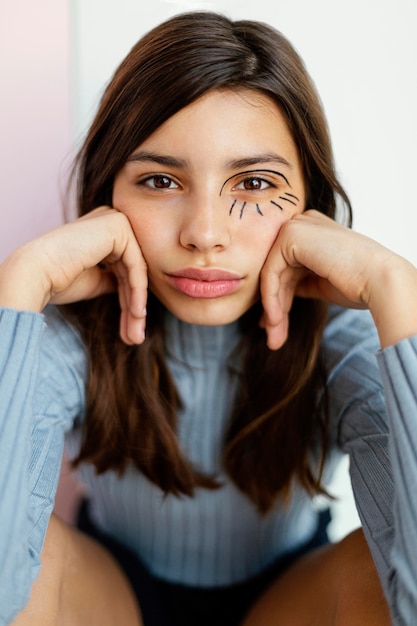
top-left (167, 268), bottom-right (242, 298)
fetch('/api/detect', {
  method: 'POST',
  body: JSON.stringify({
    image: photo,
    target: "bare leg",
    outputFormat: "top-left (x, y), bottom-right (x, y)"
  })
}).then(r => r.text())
top-left (12, 514), bottom-right (143, 626)
top-left (242, 528), bottom-right (391, 626)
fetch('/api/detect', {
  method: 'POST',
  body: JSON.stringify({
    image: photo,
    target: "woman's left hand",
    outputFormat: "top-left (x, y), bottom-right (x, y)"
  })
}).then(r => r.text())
top-left (260, 210), bottom-right (417, 350)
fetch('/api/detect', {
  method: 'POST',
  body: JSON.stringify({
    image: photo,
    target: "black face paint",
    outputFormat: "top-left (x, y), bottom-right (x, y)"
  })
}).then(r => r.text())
top-left (284, 192), bottom-right (299, 201)
top-left (279, 195), bottom-right (298, 206)
top-left (270, 200), bottom-right (284, 211)
top-left (229, 200), bottom-right (265, 219)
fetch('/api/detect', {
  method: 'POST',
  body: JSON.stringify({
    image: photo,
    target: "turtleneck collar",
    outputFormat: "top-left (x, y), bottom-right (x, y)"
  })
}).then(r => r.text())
top-left (163, 308), bottom-right (243, 370)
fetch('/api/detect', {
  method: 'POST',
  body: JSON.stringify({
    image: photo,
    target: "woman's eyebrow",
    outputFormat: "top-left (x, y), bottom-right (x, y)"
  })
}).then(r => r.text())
top-left (224, 153), bottom-right (293, 170)
top-left (126, 151), bottom-right (188, 168)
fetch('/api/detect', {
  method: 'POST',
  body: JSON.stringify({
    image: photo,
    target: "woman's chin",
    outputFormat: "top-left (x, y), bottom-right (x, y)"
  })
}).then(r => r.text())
top-left (156, 292), bottom-right (257, 327)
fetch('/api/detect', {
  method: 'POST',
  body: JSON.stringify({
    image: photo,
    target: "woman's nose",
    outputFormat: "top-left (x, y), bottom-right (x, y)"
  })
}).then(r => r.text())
top-left (179, 196), bottom-right (231, 252)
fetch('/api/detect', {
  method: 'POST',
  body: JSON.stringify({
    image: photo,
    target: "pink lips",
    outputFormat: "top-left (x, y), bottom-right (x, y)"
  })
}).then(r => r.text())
top-left (167, 268), bottom-right (242, 299)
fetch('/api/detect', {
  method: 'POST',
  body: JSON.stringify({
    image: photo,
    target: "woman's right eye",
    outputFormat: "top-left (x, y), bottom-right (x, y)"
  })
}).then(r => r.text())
top-left (139, 175), bottom-right (179, 189)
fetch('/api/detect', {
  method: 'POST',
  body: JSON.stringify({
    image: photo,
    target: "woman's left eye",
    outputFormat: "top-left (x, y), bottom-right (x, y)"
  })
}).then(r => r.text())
top-left (140, 175), bottom-right (179, 189)
top-left (235, 177), bottom-right (271, 191)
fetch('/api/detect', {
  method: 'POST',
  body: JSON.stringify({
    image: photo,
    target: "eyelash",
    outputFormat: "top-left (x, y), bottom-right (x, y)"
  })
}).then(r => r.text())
top-left (137, 175), bottom-right (179, 190)
top-left (232, 176), bottom-right (276, 192)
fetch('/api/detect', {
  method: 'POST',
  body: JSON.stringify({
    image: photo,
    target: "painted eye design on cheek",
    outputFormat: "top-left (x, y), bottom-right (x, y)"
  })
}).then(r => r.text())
top-left (221, 170), bottom-right (300, 220)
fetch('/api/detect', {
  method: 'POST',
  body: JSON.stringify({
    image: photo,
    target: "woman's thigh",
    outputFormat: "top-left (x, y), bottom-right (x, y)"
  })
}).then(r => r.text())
top-left (11, 514), bottom-right (143, 626)
top-left (242, 528), bottom-right (392, 626)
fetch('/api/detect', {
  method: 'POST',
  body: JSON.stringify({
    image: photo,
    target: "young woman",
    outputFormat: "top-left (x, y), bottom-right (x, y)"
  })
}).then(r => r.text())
top-left (1, 11), bottom-right (416, 626)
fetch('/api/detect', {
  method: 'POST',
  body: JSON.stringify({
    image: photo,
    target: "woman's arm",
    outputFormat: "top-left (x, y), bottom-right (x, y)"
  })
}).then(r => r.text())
top-left (0, 208), bottom-right (148, 622)
top-left (0, 307), bottom-right (88, 624)
top-left (261, 212), bottom-right (417, 624)
top-left (321, 308), bottom-right (417, 626)
top-left (376, 337), bottom-right (417, 624)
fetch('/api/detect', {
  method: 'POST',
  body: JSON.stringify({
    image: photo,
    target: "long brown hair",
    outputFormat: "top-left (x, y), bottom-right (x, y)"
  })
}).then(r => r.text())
top-left (65, 12), bottom-right (352, 512)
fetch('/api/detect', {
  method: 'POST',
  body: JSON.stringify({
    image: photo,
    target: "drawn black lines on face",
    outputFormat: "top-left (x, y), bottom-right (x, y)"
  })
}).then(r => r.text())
top-left (270, 192), bottom-right (300, 212)
top-left (229, 200), bottom-right (266, 219)
top-left (230, 193), bottom-right (300, 220)
top-left (221, 169), bottom-right (300, 220)
top-left (219, 169), bottom-right (291, 196)
top-left (280, 192), bottom-right (299, 206)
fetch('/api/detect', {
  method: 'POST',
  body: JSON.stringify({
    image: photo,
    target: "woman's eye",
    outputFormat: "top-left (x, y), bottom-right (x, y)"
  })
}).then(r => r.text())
top-left (236, 177), bottom-right (271, 191)
top-left (141, 175), bottom-right (178, 189)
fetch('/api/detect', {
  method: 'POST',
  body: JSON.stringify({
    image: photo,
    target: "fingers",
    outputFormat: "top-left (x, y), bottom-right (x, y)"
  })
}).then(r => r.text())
top-left (260, 310), bottom-right (289, 351)
top-left (260, 227), bottom-right (307, 349)
top-left (85, 208), bottom-right (149, 345)
top-left (261, 264), bottom-right (305, 350)
top-left (110, 246), bottom-right (148, 346)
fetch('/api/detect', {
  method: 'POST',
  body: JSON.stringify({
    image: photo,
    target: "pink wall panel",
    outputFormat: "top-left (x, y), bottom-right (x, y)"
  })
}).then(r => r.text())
top-left (0, 0), bottom-right (82, 523)
top-left (0, 0), bottom-right (72, 261)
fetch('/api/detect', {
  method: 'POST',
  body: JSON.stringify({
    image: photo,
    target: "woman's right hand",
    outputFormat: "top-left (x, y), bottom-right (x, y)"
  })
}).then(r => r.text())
top-left (0, 207), bottom-right (148, 344)
top-left (260, 210), bottom-right (417, 350)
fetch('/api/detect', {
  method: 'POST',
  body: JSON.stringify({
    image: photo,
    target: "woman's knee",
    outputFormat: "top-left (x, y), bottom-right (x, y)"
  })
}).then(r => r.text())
top-left (242, 528), bottom-right (391, 626)
top-left (11, 514), bottom-right (73, 626)
top-left (328, 528), bottom-right (391, 625)
top-left (12, 513), bottom-right (143, 626)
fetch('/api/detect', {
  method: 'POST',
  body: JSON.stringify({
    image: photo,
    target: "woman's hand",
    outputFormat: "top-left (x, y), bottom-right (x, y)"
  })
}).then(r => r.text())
top-left (261, 210), bottom-right (417, 350)
top-left (0, 207), bottom-right (148, 344)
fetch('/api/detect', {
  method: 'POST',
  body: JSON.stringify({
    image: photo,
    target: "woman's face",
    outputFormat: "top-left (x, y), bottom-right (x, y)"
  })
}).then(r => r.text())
top-left (113, 89), bottom-right (305, 326)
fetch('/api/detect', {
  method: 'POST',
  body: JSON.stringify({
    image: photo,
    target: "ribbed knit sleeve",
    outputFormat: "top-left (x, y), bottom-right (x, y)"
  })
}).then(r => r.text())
top-left (322, 306), bottom-right (417, 626)
top-left (0, 307), bottom-right (86, 625)
top-left (377, 338), bottom-right (417, 624)
top-left (0, 310), bottom-right (45, 624)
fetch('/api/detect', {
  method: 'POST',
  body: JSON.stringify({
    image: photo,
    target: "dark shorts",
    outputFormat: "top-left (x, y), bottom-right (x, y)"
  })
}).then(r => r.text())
top-left (78, 501), bottom-right (330, 626)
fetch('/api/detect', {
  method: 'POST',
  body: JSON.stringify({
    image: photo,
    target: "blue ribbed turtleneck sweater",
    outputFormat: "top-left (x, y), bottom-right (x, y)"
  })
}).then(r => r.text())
top-left (1, 304), bottom-right (416, 625)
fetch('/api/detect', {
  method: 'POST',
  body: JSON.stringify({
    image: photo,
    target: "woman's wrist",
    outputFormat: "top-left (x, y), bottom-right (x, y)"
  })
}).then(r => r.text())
top-left (367, 254), bottom-right (417, 348)
top-left (0, 244), bottom-right (50, 312)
